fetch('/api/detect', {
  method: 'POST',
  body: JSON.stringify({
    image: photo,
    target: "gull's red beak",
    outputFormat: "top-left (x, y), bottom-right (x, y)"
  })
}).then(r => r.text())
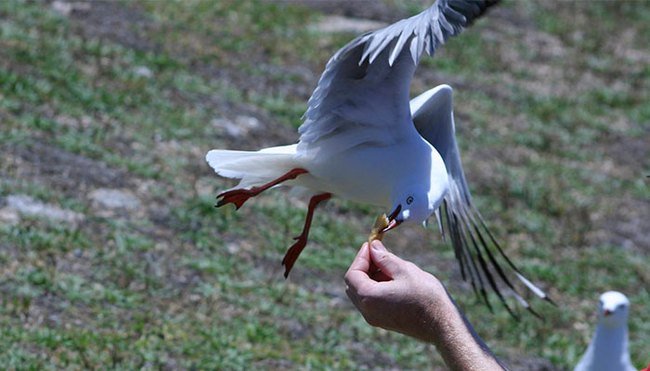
top-left (382, 204), bottom-right (403, 233)
top-left (382, 218), bottom-right (402, 232)
top-left (603, 309), bottom-right (612, 317)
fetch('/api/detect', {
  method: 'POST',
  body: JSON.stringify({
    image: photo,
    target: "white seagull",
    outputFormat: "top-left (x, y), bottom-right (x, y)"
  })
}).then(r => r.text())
top-left (207, 0), bottom-right (552, 316)
top-left (574, 291), bottom-right (636, 371)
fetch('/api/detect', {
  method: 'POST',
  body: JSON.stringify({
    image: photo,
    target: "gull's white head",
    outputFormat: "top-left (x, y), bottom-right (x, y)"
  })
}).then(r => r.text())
top-left (597, 291), bottom-right (630, 328)
top-left (382, 156), bottom-right (449, 232)
top-left (383, 186), bottom-right (433, 230)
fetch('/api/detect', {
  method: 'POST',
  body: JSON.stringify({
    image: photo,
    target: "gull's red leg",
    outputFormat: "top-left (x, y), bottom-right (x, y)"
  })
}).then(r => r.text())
top-left (216, 168), bottom-right (308, 209)
top-left (282, 193), bottom-right (332, 278)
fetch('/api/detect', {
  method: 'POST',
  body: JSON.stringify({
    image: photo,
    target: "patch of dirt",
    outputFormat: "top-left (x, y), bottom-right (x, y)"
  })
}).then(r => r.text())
top-left (186, 94), bottom-right (299, 152)
top-left (311, 15), bottom-right (388, 34)
top-left (589, 134), bottom-right (650, 254)
top-left (65, 0), bottom-right (161, 53)
top-left (604, 135), bottom-right (650, 177)
top-left (5, 140), bottom-right (129, 194)
top-left (343, 341), bottom-right (402, 369)
top-left (253, 358), bottom-right (295, 369)
top-left (199, 62), bottom-right (317, 105)
top-left (284, 0), bottom-right (409, 23)
top-left (588, 197), bottom-right (650, 254)
top-left (504, 355), bottom-right (559, 371)
top-left (64, 0), bottom-right (320, 111)
top-left (2, 194), bottom-right (84, 226)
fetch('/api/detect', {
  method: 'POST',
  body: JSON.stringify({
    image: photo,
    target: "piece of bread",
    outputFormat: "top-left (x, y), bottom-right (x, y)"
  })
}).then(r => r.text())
top-left (368, 213), bottom-right (389, 245)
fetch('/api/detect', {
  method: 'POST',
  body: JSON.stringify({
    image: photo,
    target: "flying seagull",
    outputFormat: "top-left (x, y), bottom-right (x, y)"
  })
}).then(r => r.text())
top-left (207, 0), bottom-right (552, 316)
top-left (574, 291), bottom-right (636, 371)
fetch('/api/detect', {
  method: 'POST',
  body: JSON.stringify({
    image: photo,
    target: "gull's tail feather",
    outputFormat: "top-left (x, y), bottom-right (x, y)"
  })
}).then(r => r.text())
top-left (441, 181), bottom-right (552, 319)
top-left (206, 144), bottom-right (300, 189)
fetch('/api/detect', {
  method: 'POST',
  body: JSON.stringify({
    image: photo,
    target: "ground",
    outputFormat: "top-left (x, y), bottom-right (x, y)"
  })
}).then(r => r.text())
top-left (0, 0), bottom-right (648, 369)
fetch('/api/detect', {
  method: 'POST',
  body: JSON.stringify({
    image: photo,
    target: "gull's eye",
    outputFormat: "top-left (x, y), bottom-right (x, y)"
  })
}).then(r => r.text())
top-left (406, 196), bottom-right (414, 205)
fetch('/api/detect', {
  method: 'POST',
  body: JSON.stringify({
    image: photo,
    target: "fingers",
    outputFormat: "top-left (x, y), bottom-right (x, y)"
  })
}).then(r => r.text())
top-left (345, 243), bottom-right (370, 308)
top-left (350, 242), bottom-right (371, 272)
top-left (344, 243), bottom-right (371, 287)
top-left (368, 240), bottom-right (405, 279)
top-left (345, 241), bottom-right (409, 311)
top-left (369, 269), bottom-right (392, 282)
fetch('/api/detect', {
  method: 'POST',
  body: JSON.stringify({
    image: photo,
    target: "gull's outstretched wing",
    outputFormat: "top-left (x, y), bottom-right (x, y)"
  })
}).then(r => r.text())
top-left (411, 85), bottom-right (554, 318)
top-left (298, 0), bottom-right (498, 156)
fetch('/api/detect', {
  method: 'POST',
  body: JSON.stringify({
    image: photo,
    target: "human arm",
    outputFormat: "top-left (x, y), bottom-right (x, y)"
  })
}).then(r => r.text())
top-left (344, 240), bottom-right (505, 371)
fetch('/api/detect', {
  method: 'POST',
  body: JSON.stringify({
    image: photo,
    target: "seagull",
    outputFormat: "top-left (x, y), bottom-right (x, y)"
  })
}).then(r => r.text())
top-left (574, 291), bottom-right (636, 371)
top-left (207, 0), bottom-right (552, 316)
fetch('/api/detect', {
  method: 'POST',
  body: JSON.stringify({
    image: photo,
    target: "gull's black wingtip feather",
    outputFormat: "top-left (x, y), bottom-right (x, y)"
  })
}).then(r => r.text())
top-left (478, 285), bottom-right (494, 314)
top-left (545, 296), bottom-right (558, 307)
top-left (440, 183), bottom-right (555, 320)
top-left (467, 217), bottom-right (547, 319)
top-left (527, 305), bottom-right (544, 321)
top-left (447, 0), bottom-right (501, 26)
top-left (505, 303), bottom-right (520, 322)
top-left (452, 211), bottom-right (495, 312)
top-left (466, 225), bottom-right (519, 320)
top-left (446, 201), bottom-right (528, 320)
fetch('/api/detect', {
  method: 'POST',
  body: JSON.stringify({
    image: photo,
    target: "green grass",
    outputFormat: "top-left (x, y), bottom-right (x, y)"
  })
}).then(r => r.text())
top-left (0, 0), bottom-right (648, 369)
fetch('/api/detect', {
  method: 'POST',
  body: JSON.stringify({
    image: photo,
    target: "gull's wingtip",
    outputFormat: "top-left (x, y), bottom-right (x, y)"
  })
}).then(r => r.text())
top-left (440, 182), bottom-right (554, 319)
top-left (545, 296), bottom-right (558, 307)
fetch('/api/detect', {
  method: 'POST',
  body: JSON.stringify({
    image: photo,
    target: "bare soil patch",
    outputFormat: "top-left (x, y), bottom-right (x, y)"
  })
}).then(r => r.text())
top-left (66, 0), bottom-right (161, 53)
top-left (5, 140), bottom-right (129, 194)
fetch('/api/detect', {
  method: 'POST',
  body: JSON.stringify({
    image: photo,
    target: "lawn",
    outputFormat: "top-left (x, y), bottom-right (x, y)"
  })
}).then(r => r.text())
top-left (0, 0), bottom-right (648, 369)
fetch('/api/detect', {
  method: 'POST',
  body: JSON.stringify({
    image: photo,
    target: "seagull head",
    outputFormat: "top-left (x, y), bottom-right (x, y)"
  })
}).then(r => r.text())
top-left (382, 182), bottom-right (445, 232)
top-left (597, 291), bottom-right (630, 328)
top-left (381, 148), bottom-right (449, 233)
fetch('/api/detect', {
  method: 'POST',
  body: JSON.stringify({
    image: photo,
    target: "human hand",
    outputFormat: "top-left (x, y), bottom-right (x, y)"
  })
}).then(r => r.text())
top-left (345, 240), bottom-right (505, 370)
top-left (344, 240), bottom-right (449, 342)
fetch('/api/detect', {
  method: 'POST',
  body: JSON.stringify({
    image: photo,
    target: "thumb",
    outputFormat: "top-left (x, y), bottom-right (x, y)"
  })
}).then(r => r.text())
top-left (369, 240), bottom-right (405, 279)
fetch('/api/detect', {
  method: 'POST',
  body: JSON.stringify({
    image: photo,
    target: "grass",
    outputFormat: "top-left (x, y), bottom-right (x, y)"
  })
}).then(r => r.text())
top-left (0, 0), bottom-right (648, 369)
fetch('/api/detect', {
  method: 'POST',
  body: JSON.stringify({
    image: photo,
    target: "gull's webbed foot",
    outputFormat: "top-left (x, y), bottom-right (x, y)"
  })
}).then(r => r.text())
top-left (216, 188), bottom-right (257, 210)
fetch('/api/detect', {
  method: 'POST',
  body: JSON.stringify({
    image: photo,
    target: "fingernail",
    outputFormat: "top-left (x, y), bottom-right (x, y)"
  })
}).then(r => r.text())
top-left (371, 240), bottom-right (386, 251)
